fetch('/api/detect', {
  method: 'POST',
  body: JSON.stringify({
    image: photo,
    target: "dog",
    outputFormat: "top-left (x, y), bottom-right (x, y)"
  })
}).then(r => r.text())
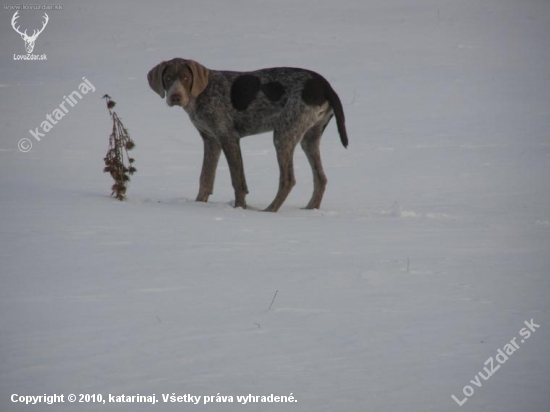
top-left (147, 58), bottom-right (348, 212)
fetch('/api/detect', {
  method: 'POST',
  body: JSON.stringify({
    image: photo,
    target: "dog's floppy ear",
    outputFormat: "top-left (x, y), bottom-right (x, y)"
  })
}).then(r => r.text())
top-left (147, 61), bottom-right (168, 98)
top-left (187, 60), bottom-right (209, 98)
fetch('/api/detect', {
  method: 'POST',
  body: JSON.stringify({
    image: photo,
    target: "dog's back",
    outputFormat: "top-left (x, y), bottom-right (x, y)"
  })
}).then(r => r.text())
top-left (193, 67), bottom-right (348, 146)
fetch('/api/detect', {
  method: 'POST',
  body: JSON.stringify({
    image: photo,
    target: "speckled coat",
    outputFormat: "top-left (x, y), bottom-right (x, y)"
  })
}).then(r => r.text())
top-left (148, 58), bottom-right (348, 212)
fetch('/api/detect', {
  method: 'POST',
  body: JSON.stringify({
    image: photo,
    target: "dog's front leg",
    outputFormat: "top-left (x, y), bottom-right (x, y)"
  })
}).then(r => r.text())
top-left (196, 132), bottom-right (222, 202)
top-left (220, 137), bottom-right (248, 208)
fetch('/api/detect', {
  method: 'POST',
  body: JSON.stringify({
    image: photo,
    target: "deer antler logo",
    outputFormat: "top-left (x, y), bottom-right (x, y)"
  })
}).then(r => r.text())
top-left (11, 11), bottom-right (49, 54)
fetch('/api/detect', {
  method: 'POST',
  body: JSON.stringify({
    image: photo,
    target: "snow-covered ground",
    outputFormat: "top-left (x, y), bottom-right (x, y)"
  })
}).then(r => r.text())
top-left (1, 0), bottom-right (549, 411)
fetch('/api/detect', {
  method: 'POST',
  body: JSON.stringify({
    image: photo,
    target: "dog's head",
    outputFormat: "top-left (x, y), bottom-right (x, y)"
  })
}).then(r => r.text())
top-left (147, 58), bottom-right (209, 107)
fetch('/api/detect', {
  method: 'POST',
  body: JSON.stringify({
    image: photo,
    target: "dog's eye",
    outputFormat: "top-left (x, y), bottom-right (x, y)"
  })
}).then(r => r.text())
top-left (183, 76), bottom-right (189, 81)
top-left (165, 76), bottom-right (171, 82)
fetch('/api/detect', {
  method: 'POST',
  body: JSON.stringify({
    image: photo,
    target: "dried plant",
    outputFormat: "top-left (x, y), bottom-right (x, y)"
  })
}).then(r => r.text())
top-left (102, 94), bottom-right (136, 200)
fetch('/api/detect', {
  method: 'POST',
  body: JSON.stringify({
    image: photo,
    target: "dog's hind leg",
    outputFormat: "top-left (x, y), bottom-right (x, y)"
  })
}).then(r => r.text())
top-left (264, 129), bottom-right (301, 212)
top-left (300, 119), bottom-right (330, 209)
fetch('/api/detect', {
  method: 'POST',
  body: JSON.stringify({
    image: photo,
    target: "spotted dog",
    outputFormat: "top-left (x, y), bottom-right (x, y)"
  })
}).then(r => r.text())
top-left (147, 58), bottom-right (348, 212)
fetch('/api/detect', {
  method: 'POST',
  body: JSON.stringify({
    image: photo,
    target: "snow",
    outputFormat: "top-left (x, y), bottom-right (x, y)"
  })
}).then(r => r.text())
top-left (1, 0), bottom-right (550, 411)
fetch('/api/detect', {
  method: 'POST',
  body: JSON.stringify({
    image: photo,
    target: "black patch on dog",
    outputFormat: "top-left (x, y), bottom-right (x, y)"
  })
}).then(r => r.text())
top-left (261, 81), bottom-right (286, 103)
top-left (231, 75), bottom-right (261, 111)
top-left (302, 75), bottom-right (327, 106)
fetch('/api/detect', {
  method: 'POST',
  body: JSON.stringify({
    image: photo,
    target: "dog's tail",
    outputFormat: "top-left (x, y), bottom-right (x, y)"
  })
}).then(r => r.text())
top-left (326, 82), bottom-right (349, 149)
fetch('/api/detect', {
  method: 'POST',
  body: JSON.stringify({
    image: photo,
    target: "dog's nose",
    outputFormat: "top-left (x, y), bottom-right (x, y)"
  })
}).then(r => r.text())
top-left (170, 94), bottom-right (182, 105)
